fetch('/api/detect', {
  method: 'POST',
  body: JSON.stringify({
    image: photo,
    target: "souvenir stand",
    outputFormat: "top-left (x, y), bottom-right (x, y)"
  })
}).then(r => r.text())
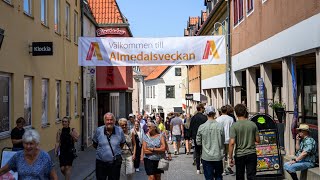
top-left (250, 114), bottom-right (283, 179)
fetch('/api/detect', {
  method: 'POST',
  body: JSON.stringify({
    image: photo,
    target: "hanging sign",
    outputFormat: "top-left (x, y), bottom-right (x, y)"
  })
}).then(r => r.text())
top-left (78, 36), bottom-right (226, 66)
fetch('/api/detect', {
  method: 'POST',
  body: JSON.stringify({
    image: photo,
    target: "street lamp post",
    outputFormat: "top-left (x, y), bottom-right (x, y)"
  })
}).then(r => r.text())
top-left (213, 21), bottom-right (230, 105)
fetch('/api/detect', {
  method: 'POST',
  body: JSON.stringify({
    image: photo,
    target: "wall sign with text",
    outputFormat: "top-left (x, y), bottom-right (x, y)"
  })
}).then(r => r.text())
top-left (32, 42), bottom-right (53, 56)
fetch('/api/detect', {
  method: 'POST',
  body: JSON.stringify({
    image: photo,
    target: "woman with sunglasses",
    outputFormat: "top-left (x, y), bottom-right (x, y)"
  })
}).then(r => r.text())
top-left (119, 118), bottom-right (135, 180)
top-left (143, 121), bottom-right (166, 180)
top-left (55, 117), bottom-right (79, 180)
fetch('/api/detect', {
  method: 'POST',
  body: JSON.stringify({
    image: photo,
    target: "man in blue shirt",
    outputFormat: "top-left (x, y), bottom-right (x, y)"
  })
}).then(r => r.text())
top-left (284, 124), bottom-right (317, 180)
top-left (93, 112), bottom-right (125, 180)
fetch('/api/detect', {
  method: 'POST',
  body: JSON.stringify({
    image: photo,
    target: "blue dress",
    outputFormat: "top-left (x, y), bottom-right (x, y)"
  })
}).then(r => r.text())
top-left (7, 150), bottom-right (53, 180)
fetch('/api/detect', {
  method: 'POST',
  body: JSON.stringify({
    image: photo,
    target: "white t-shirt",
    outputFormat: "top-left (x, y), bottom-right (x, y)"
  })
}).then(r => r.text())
top-left (216, 114), bottom-right (234, 144)
top-left (170, 117), bottom-right (183, 135)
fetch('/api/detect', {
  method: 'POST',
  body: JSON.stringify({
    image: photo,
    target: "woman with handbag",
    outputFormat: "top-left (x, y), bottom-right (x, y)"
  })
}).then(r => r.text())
top-left (119, 118), bottom-right (135, 180)
top-left (143, 121), bottom-right (167, 180)
top-left (55, 117), bottom-right (79, 180)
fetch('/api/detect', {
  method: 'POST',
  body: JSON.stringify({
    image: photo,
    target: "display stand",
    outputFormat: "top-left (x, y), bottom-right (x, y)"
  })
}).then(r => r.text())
top-left (250, 113), bottom-right (283, 179)
top-left (0, 147), bottom-right (18, 180)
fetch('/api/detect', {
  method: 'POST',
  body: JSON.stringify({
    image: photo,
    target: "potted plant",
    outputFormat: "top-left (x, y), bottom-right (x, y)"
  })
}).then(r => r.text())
top-left (269, 101), bottom-right (286, 123)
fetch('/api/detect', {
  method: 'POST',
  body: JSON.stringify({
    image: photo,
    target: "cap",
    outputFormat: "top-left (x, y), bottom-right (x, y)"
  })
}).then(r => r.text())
top-left (205, 106), bottom-right (215, 115)
top-left (128, 113), bottom-right (135, 118)
top-left (297, 124), bottom-right (310, 132)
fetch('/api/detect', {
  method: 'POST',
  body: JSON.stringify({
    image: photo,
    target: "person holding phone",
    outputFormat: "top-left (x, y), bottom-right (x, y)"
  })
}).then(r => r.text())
top-left (283, 124), bottom-right (317, 180)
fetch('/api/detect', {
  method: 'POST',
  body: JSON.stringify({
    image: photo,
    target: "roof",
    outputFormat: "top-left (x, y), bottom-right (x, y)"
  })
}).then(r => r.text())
top-left (145, 66), bottom-right (169, 81)
top-left (189, 17), bottom-right (199, 26)
top-left (88, 0), bottom-right (128, 25)
top-left (139, 66), bottom-right (158, 76)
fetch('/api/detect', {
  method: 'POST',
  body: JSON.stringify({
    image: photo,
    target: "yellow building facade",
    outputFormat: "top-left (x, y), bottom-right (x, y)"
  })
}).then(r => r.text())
top-left (0, 0), bottom-right (82, 152)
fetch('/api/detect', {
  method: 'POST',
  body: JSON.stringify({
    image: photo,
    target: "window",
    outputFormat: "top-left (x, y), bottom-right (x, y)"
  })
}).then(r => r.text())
top-left (0, 74), bottom-right (10, 135)
top-left (66, 81), bottom-right (70, 117)
top-left (41, 0), bottom-right (48, 25)
top-left (74, 83), bottom-right (78, 116)
top-left (166, 86), bottom-right (175, 98)
top-left (75, 0), bottom-right (77, 6)
top-left (24, 77), bottom-right (32, 127)
top-left (65, 2), bottom-right (70, 39)
top-left (74, 11), bottom-right (78, 43)
top-left (246, 0), bottom-right (254, 14)
top-left (234, 0), bottom-right (244, 26)
top-left (54, 0), bottom-right (60, 32)
top-left (55, 80), bottom-right (61, 121)
top-left (175, 68), bottom-right (181, 76)
top-left (41, 79), bottom-right (48, 126)
top-left (24, 0), bottom-right (32, 15)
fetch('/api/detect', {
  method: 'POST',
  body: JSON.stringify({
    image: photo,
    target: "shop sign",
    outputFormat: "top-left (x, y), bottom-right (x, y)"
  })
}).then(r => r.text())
top-left (32, 42), bottom-right (53, 56)
top-left (185, 94), bottom-right (193, 100)
top-left (96, 28), bottom-right (126, 36)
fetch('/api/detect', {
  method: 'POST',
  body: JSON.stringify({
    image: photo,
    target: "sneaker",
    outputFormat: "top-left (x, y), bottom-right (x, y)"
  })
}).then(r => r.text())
top-left (135, 168), bottom-right (140, 172)
top-left (174, 151), bottom-right (178, 155)
top-left (226, 167), bottom-right (234, 174)
top-left (192, 160), bottom-right (196, 166)
top-left (196, 170), bottom-right (201, 174)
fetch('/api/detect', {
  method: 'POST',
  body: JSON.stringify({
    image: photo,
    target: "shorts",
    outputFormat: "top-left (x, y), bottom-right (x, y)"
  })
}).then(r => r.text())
top-left (172, 135), bottom-right (181, 142)
top-left (144, 158), bottom-right (164, 175)
top-left (59, 152), bottom-right (74, 167)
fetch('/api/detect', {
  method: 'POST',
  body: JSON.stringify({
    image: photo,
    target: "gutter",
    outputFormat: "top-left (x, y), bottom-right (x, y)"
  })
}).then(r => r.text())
top-left (80, 0), bottom-right (85, 151)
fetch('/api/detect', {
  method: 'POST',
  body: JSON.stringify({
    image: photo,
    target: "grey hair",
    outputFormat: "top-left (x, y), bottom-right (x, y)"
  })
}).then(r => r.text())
top-left (22, 129), bottom-right (40, 144)
top-left (118, 118), bottom-right (128, 125)
top-left (104, 112), bottom-right (115, 121)
top-left (148, 121), bottom-right (160, 134)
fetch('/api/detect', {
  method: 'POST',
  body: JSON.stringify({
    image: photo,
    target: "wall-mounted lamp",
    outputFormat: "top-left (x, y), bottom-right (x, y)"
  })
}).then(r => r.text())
top-left (0, 28), bottom-right (4, 49)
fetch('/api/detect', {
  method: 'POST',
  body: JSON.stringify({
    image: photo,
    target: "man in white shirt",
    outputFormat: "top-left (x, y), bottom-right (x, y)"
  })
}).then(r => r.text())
top-left (216, 105), bottom-right (234, 175)
top-left (170, 113), bottom-right (184, 155)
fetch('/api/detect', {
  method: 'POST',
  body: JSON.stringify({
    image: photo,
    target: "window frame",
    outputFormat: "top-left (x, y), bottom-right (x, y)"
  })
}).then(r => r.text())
top-left (175, 68), bottom-right (182, 76)
top-left (246, 0), bottom-right (254, 16)
top-left (54, 0), bottom-right (60, 33)
top-left (23, 0), bottom-right (33, 16)
top-left (65, 2), bottom-right (70, 39)
top-left (24, 76), bottom-right (33, 127)
top-left (40, 0), bottom-right (48, 26)
top-left (3, 0), bottom-right (12, 5)
top-left (55, 80), bottom-right (61, 121)
top-left (66, 81), bottom-right (71, 117)
top-left (262, 0), bottom-right (268, 4)
top-left (233, 0), bottom-right (244, 27)
top-left (0, 73), bottom-right (11, 137)
top-left (41, 79), bottom-right (49, 126)
top-left (74, 11), bottom-right (78, 44)
top-left (166, 85), bottom-right (175, 99)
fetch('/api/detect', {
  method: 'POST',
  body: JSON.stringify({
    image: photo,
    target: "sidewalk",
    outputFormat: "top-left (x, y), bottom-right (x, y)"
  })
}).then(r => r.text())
top-left (54, 147), bottom-right (96, 180)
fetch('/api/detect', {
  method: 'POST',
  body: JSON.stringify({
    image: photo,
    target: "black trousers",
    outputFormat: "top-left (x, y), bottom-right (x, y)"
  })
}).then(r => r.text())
top-left (195, 144), bottom-right (202, 170)
top-left (96, 159), bottom-right (121, 180)
top-left (235, 153), bottom-right (257, 180)
top-left (134, 144), bottom-right (142, 168)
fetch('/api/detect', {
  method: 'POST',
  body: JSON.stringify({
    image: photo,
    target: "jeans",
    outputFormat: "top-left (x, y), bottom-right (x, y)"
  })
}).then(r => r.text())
top-left (235, 153), bottom-right (257, 180)
top-left (202, 159), bottom-right (223, 180)
top-left (195, 144), bottom-right (202, 170)
top-left (96, 159), bottom-right (121, 180)
top-left (284, 160), bottom-right (314, 173)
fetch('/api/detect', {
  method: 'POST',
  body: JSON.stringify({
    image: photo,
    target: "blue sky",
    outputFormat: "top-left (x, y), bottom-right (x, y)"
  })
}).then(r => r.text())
top-left (116, 0), bottom-right (205, 37)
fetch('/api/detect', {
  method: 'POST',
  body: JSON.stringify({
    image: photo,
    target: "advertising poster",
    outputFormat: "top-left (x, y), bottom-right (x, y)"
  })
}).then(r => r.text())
top-left (256, 130), bottom-right (281, 172)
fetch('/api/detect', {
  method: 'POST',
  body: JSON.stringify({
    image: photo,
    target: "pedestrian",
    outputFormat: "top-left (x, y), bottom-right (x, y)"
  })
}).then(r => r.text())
top-left (226, 105), bottom-right (237, 122)
top-left (190, 103), bottom-right (207, 174)
top-left (0, 129), bottom-right (58, 179)
top-left (127, 114), bottom-right (135, 132)
top-left (119, 118), bottom-right (135, 180)
top-left (11, 117), bottom-right (25, 151)
top-left (283, 124), bottom-right (317, 180)
top-left (196, 106), bottom-right (224, 180)
top-left (228, 104), bottom-right (260, 180)
top-left (170, 113), bottom-right (184, 155)
top-left (155, 116), bottom-right (166, 133)
top-left (143, 121), bottom-right (166, 180)
top-left (55, 117), bottom-right (79, 180)
top-left (184, 113), bottom-right (192, 155)
top-left (93, 112), bottom-right (126, 180)
top-left (164, 117), bottom-right (171, 141)
top-left (131, 120), bottom-right (143, 172)
top-left (216, 105), bottom-right (234, 175)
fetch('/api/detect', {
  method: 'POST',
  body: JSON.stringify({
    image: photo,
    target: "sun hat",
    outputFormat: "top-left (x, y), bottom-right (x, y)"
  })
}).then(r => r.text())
top-left (205, 106), bottom-right (215, 115)
top-left (297, 124), bottom-right (310, 132)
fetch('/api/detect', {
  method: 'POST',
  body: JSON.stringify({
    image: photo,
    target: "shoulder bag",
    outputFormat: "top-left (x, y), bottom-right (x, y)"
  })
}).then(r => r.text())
top-left (124, 141), bottom-right (135, 175)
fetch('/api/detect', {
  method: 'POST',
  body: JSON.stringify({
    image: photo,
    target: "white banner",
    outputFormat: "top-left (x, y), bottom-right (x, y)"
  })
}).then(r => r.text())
top-left (78, 36), bottom-right (226, 66)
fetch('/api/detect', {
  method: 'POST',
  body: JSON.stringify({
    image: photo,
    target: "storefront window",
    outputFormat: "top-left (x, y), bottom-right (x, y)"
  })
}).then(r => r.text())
top-left (303, 69), bottom-right (317, 117)
top-left (0, 74), bottom-right (10, 136)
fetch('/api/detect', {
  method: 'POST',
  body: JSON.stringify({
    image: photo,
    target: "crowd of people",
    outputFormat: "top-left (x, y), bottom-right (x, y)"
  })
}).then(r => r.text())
top-left (0, 103), bottom-right (317, 180)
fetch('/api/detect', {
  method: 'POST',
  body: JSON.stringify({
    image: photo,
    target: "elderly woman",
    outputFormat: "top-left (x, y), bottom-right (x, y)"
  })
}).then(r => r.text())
top-left (0, 129), bottom-right (58, 179)
top-left (119, 118), bottom-right (135, 180)
top-left (143, 121), bottom-right (166, 180)
top-left (55, 117), bottom-right (79, 180)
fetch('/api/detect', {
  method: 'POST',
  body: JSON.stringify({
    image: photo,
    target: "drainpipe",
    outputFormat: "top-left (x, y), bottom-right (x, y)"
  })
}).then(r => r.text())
top-left (80, 0), bottom-right (85, 151)
top-left (227, 0), bottom-right (233, 106)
